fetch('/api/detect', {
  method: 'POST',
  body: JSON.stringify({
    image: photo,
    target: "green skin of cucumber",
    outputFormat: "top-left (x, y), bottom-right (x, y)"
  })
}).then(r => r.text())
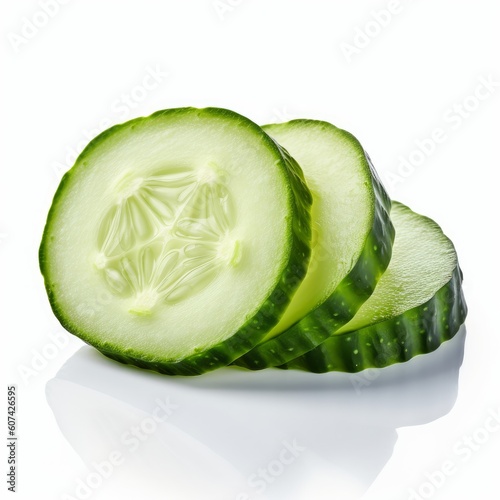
top-left (233, 153), bottom-right (395, 370)
top-left (282, 265), bottom-right (467, 373)
top-left (39, 108), bottom-right (313, 376)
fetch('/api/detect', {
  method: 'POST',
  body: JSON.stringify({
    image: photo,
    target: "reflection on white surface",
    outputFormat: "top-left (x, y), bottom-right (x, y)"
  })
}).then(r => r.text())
top-left (47, 326), bottom-right (466, 500)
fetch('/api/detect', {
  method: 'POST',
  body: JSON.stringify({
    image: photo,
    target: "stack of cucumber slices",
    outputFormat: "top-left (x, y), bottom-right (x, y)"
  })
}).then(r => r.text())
top-left (40, 107), bottom-right (467, 376)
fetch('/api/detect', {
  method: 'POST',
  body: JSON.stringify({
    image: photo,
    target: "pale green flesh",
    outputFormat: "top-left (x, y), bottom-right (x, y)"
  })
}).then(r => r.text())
top-left (336, 202), bottom-right (457, 334)
top-left (44, 110), bottom-right (293, 361)
top-left (95, 164), bottom-right (241, 316)
top-left (261, 121), bottom-right (374, 340)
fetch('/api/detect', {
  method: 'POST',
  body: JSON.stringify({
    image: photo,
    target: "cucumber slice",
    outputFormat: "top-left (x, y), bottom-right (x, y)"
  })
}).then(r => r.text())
top-left (234, 120), bottom-right (394, 369)
top-left (39, 108), bottom-right (312, 375)
top-left (283, 202), bottom-right (467, 373)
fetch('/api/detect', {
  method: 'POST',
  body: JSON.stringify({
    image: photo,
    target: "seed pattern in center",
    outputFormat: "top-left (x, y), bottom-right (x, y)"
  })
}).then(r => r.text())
top-left (94, 166), bottom-right (238, 315)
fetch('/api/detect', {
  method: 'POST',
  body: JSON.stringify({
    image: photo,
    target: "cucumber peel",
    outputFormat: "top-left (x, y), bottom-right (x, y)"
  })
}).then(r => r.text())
top-left (282, 202), bottom-right (467, 373)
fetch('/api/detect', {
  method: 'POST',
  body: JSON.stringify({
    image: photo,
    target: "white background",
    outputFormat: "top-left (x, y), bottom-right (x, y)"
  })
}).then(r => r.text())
top-left (1, 1), bottom-right (499, 499)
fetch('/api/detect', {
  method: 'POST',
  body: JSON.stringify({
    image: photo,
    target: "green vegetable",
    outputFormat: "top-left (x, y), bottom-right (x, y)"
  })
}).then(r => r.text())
top-left (234, 120), bottom-right (394, 369)
top-left (39, 106), bottom-right (467, 378)
top-left (282, 202), bottom-right (467, 373)
top-left (39, 107), bottom-right (312, 375)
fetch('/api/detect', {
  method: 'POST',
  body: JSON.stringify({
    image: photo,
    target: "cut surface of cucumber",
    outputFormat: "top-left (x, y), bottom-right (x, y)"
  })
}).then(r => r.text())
top-left (40, 108), bottom-right (312, 375)
top-left (283, 202), bottom-right (467, 373)
top-left (234, 120), bottom-right (394, 369)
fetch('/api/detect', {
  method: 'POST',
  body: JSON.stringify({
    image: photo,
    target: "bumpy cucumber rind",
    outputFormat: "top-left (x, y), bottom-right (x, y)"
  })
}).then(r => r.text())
top-left (233, 150), bottom-right (395, 370)
top-left (39, 108), bottom-right (312, 376)
top-left (281, 265), bottom-right (467, 373)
